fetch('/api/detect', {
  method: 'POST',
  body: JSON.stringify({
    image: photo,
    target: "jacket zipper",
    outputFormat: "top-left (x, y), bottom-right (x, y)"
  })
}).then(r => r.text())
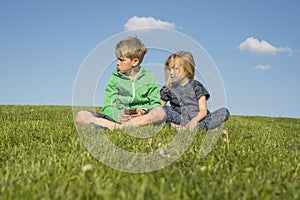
top-left (131, 78), bottom-right (135, 103)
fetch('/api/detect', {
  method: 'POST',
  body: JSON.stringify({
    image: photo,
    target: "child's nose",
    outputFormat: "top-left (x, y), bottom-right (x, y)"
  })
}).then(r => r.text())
top-left (170, 69), bottom-right (174, 75)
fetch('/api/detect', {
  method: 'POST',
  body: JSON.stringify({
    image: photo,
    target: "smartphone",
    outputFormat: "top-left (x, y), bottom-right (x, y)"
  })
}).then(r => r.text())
top-left (124, 108), bottom-right (137, 115)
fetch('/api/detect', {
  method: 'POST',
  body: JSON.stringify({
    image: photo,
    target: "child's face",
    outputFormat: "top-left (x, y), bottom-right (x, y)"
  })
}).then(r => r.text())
top-left (116, 56), bottom-right (138, 74)
top-left (168, 65), bottom-right (187, 83)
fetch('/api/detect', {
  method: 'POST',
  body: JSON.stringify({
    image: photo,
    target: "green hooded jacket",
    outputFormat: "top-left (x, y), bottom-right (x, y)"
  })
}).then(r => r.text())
top-left (102, 66), bottom-right (162, 122)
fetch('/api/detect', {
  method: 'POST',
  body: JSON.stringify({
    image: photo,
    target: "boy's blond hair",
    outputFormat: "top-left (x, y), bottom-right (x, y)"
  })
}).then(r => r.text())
top-left (115, 37), bottom-right (147, 65)
top-left (164, 51), bottom-right (196, 88)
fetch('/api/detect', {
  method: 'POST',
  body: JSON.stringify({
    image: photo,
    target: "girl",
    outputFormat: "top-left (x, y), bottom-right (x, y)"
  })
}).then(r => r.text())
top-left (160, 51), bottom-right (230, 130)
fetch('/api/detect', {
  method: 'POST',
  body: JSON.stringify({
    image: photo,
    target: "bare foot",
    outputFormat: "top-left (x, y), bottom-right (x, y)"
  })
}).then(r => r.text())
top-left (170, 123), bottom-right (186, 130)
top-left (119, 119), bottom-right (138, 129)
top-left (95, 117), bottom-right (121, 130)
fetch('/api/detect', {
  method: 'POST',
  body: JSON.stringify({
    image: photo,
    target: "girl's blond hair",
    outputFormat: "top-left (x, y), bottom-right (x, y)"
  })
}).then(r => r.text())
top-left (164, 51), bottom-right (196, 88)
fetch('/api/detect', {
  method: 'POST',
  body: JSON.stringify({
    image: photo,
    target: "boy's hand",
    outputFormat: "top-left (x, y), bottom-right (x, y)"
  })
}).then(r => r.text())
top-left (129, 109), bottom-right (144, 118)
top-left (124, 108), bottom-right (137, 115)
top-left (119, 112), bottom-right (130, 123)
top-left (119, 109), bottom-right (145, 123)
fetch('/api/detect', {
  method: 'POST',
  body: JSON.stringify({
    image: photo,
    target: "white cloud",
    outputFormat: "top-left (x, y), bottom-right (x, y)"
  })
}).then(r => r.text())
top-left (255, 64), bottom-right (272, 71)
top-left (124, 16), bottom-right (176, 31)
top-left (239, 37), bottom-right (293, 55)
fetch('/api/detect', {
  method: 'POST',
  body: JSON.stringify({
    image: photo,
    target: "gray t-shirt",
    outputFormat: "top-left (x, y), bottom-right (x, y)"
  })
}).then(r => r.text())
top-left (160, 79), bottom-right (210, 120)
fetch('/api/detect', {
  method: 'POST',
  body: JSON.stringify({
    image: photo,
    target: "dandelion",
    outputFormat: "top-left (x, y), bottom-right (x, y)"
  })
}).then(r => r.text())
top-left (222, 128), bottom-right (230, 149)
top-left (148, 138), bottom-right (153, 151)
top-left (200, 166), bottom-right (207, 172)
top-left (158, 148), bottom-right (167, 158)
top-left (223, 129), bottom-right (228, 135)
top-left (82, 164), bottom-right (93, 172)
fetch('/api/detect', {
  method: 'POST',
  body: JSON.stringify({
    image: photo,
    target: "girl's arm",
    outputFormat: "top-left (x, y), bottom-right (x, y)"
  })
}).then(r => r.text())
top-left (185, 96), bottom-right (207, 129)
top-left (160, 99), bottom-right (167, 106)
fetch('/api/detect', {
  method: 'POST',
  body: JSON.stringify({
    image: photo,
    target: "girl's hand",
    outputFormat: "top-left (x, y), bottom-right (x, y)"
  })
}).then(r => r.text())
top-left (185, 118), bottom-right (198, 130)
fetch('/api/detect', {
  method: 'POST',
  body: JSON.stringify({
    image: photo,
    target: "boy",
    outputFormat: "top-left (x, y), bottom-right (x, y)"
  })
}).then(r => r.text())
top-left (76, 37), bottom-right (165, 129)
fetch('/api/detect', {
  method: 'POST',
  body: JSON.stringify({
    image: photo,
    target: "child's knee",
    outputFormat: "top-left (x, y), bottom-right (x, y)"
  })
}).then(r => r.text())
top-left (215, 107), bottom-right (230, 122)
top-left (221, 107), bottom-right (230, 120)
top-left (75, 111), bottom-right (84, 124)
top-left (75, 110), bottom-right (92, 124)
top-left (149, 107), bottom-right (166, 121)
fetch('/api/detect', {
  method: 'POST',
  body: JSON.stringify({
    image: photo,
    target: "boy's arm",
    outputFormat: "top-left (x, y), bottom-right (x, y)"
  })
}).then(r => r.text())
top-left (140, 71), bottom-right (163, 110)
top-left (102, 76), bottom-right (120, 121)
top-left (102, 83), bottom-right (113, 116)
top-left (146, 82), bottom-right (162, 109)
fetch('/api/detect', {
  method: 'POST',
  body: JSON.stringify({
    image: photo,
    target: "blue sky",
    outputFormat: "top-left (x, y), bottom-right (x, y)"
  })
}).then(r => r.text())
top-left (1, 0), bottom-right (299, 118)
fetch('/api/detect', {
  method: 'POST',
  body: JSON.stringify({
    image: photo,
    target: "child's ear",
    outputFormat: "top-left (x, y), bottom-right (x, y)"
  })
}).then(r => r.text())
top-left (132, 58), bottom-right (140, 67)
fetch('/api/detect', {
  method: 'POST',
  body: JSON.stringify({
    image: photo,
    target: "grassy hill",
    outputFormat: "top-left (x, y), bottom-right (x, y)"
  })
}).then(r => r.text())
top-left (0, 105), bottom-right (299, 199)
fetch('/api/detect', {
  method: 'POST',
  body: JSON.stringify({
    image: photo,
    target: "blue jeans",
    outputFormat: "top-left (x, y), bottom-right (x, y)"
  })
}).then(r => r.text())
top-left (163, 106), bottom-right (230, 130)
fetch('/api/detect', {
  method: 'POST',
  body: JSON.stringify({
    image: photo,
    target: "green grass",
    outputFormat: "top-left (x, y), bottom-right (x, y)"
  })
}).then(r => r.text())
top-left (0, 105), bottom-right (299, 200)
